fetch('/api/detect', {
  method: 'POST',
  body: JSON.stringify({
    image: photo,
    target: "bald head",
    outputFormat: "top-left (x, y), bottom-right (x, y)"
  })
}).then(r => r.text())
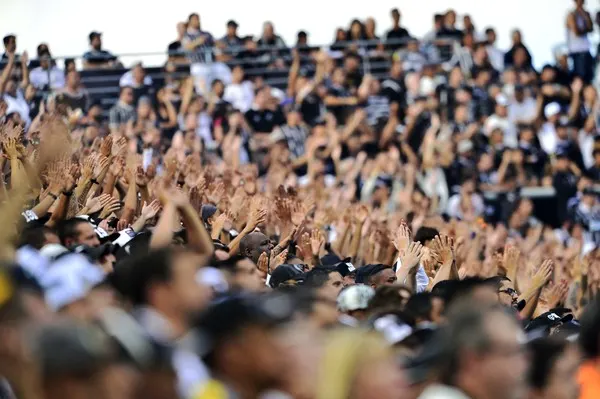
top-left (239, 232), bottom-right (272, 263)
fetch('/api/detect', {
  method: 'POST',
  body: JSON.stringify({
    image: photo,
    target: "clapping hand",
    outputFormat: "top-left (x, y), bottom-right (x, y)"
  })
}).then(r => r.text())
top-left (432, 235), bottom-right (455, 266)
top-left (400, 241), bottom-right (424, 271)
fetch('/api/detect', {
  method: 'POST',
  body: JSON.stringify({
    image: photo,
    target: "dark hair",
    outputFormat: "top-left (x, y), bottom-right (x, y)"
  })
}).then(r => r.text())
top-left (56, 218), bottom-right (90, 246)
top-left (3, 35), bottom-right (15, 46)
top-left (121, 248), bottom-right (178, 305)
top-left (405, 293), bottom-right (434, 322)
top-left (435, 303), bottom-right (512, 385)
top-left (485, 275), bottom-right (510, 291)
top-left (213, 255), bottom-right (248, 274)
top-left (304, 266), bottom-right (338, 289)
top-left (368, 285), bottom-right (410, 313)
top-left (413, 227), bottom-right (439, 245)
top-left (18, 225), bottom-right (56, 249)
top-left (579, 297), bottom-right (600, 358)
top-left (485, 27), bottom-right (495, 35)
top-left (188, 13), bottom-right (199, 22)
top-left (528, 338), bottom-right (569, 389)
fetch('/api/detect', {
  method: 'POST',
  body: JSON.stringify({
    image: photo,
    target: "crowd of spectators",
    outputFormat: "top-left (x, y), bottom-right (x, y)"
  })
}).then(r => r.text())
top-left (1, 1), bottom-right (600, 399)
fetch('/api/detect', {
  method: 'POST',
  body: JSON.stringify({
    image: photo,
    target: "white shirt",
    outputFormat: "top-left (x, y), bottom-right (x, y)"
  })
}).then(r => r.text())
top-left (578, 129), bottom-right (597, 169)
top-left (484, 114), bottom-right (518, 148)
top-left (395, 258), bottom-right (430, 293)
top-left (538, 122), bottom-right (558, 154)
top-left (446, 193), bottom-right (485, 220)
top-left (486, 45), bottom-right (505, 71)
top-left (30, 66), bottom-right (65, 90)
top-left (508, 97), bottom-right (537, 125)
top-left (3, 89), bottom-right (31, 127)
top-left (119, 70), bottom-right (153, 87)
top-left (224, 81), bottom-right (254, 112)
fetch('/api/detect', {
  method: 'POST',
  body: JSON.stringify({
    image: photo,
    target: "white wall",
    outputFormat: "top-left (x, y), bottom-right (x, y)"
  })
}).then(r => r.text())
top-left (0, 0), bottom-right (591, 69)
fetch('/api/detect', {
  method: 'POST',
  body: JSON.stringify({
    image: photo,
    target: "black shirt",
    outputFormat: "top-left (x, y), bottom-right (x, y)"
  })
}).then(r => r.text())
top-left (386, 27), bottom-right (411, 49)
top-left (82, 49), bottom-right (117, 65)
top-left (244, 108), bottom-right (285, 133)
top-left (326, 85), bottom-right (353, 125)
top-left (300, 92), bottom-right (326, 126)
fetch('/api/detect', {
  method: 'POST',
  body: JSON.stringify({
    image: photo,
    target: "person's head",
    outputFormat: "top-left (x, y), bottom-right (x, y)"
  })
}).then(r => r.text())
top-left (3, 34), bottom-right (16, 53)
top-left (88, 31), bottom-right (102, 50)
top-left (368, 285), bottom-right (412, 314)
top-left (593, 149), bottom-right (600, 167)
top-left (131, 63), bottom-right (145, 85)
top-left (445, 9), bottom-right (457, 26)
top-left (316, 329), bottom-right (407, 399)
top-left (579, 296), bottom-right (600, 359)
top-left (231, 65), bottom-right (245, 83)
top-left (365, 17), bottom-right (376, 37)
top-left (254, 86), bottom-right (270, 109)
top-left (391, 8), bottom-right (401, 26)
top-left (305, 266), bottom-right (344, 303)
top-left (18, 225), bottom-right (60, 249)
top-left (337, 284), bottom-right (375, 321)
top-left (226, 20), bottom-right (238, 36)
top-left (435, 302), bottom-right (527, 399)
top-left (216, 255), bottom-right (264, 293)
top-left (575, 0), bottom-right (585, 8)
top-left (239, 232), bottom-right (273, 264)
top-left (137, 96), bottom-right (152, 118)
top-left (119, 86), bottom-right (134, 105)
top-left (348, 19), bottom-right (365, 39)
top-left (488, 276), bottom-right (518, 307)
top-left (263, 21), bottom-right (275, 38)
top-left (57, 219), bottom-right (100, 248)
top-left (405, 292), bottom-right (445, 325)
top-left (196, 294), bottom-right (294, 392)
top-left (211, 79), bottom-right (225, 98)
top-left (477, 152), bottom-right (494, 173)
top-left (188, 13), bottom-right (200, 30)
top-left (512, 29), bottom-right (523, 45)
top-left (527, 338), bottom-right (580, 399)
top-left (296, 30), bottom-right (308, 46)
top-left (66, 70), bottom-right (80, 89)
top-left (413, 226), bottom-right (439, 247)
top-left (124, 248), bottom-right (210, 320)
top-left (332, 67), bottom-right (346, 86)
top-left (433, 13), bottom-right (444, 29)
top-left (355, 264), bottom-right (397, 288)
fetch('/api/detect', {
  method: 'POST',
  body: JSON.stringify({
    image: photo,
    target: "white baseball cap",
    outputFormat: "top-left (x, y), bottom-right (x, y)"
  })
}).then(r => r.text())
top-left (337, 285), bottom-right (375, 312)
top-left (544, 102), bottom-right (561, 118)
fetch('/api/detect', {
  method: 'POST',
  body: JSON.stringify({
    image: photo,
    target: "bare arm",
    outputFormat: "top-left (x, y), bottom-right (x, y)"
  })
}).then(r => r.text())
top-left (0, 54), bottom-right (15, 95)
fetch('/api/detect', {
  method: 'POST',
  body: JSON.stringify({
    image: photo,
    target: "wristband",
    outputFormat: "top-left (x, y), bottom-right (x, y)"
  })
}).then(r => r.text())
top-left (62, 190), bottom-right (73, 197)
top-left (48, 192), bottom-right (58, 200)
top-left (90, 178), bottom-right (99, 185)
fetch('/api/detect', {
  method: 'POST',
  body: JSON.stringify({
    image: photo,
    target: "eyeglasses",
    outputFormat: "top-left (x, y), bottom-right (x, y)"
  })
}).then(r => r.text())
top-left (499, 288), bottom-right (517, 296)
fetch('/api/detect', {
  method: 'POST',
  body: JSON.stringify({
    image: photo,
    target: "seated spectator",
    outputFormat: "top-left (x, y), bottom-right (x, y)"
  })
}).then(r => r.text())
top-left (393, 38), bottom-right (427, 73)
top-left (119, 62), bottom-right (154, 104)
top-left (257, 21), bottom-right (287, 59)
top-left (504, 29), bottom-right (533, 69)
top-left (437, 9), bottom-right (463, 41)
top-left (56, 70), bottom-right (89, 113)
top-left (364, 17), bottom-right (380, 50)
top-left (386, 8), bottom-right (411, 50)
top-left (30, 45), bottom-right (65, 91)
top-left (82, 31), bottom-right (117, 69)
top-left (109, 86), bottom-right (136, 133)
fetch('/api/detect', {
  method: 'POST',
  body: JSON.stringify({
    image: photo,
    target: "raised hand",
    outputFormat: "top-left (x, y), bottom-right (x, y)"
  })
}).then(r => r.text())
top-left (353, 204), bottom-right (369, 224)
top-left (136, 166), bottom-right (149, 187)
top-left (392, 221), bottom-right (412, 254)
top-left (99, 197), bottom-right (121, 219)
top-left (309, 228), bottom-right (324, 256)
top-left (400, 241), bottom-right (424, 270)
top-left (141, 199), bottom-right (161, 220)
top-left (295, 232), bottom-right (312, 262)
top-left (503, 245), bottom-right (520, 276)
top-left (257, 252), bottom-right (269, 274)
top-left (245, 203), bottom-right (267, 232)
top-left (86, 193), bottom-right (111, 214)
top-left (100, 136), bottom-right (113, 158)
top-left (432, 235), bottom-right (455, 266)
top-left (94, 156), bottom-right (110, 179)
top-left (206, 181), bottom-right (225, 205)
top-left (270, 248), bottom-right (288, 271)
top-left (531, 259), bottom-right (554, 290)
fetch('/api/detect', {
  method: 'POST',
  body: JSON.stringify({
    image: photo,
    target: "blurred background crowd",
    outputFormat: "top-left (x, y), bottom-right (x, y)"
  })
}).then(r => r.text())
top-left (2, 1), bottom-right (600, 399)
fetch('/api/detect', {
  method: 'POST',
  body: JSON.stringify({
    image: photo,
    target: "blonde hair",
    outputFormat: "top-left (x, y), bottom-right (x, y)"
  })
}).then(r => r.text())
top-left (316, 328), bottom-right (391, 399)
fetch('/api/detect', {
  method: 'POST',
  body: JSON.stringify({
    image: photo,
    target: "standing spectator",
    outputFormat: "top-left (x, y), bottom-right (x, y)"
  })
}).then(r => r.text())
top-left (182, 13), bottom-right (215, 95)
top-left (438, 10), bottom-right (463, 41)
top-left (257, 21), bottom-right (287, 61)
top-left (0, 51), bottom-right (31, 128)
top-left (484, 27), bottom-right (504, 72)
top-left (56, 70), bottom-right (89, 113)
top-left (167, 22), bottom-right (188, 64)
top-left (504, 29), bottom-right (533, 69)
top-left (82, 32), bottom-right (117, 69)
top-left (119, 62), bottom-right (154, 104)
top-left (485, 94), bottom-right (518, 148)
top-left (508, 85), bottom-right (537, 125)
top-left (566, 0), bottom-right (594, 83)
top-left (1, 34), bottom-right (16, 62)
top-left (109, 86), bottom-right (136, 133)
top-left (30, 44), bottom-right (65, 91)
top-left (271, 109), bottom-right (308, 161)
top-left (364, 17), bottom-right (380, 50)
top-left (221, 20), bottom-right (243, 52)
top-left (386, 8), bottom-right (411, 50)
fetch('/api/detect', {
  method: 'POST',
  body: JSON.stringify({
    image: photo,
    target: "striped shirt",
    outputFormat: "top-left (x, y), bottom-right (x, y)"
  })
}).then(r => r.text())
top-left (365, 95), bottom-right (390, 126)
top-left (182, 30), bottom-right (214, 64)
top-left (280, 124), bottom-right (307, 159)
top-left (108, 102), bottom-right (136, 129)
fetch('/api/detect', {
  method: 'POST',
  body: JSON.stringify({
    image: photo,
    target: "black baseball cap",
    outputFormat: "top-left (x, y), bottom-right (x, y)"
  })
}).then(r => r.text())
top-left (355, 264), bottom-right (388, 284)
top-left (269, 264), bottom-right (305, 288)
top-left (525, 311), bottom-right (574, 335)
top-left (227, 20), bottom-right (239, 28)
